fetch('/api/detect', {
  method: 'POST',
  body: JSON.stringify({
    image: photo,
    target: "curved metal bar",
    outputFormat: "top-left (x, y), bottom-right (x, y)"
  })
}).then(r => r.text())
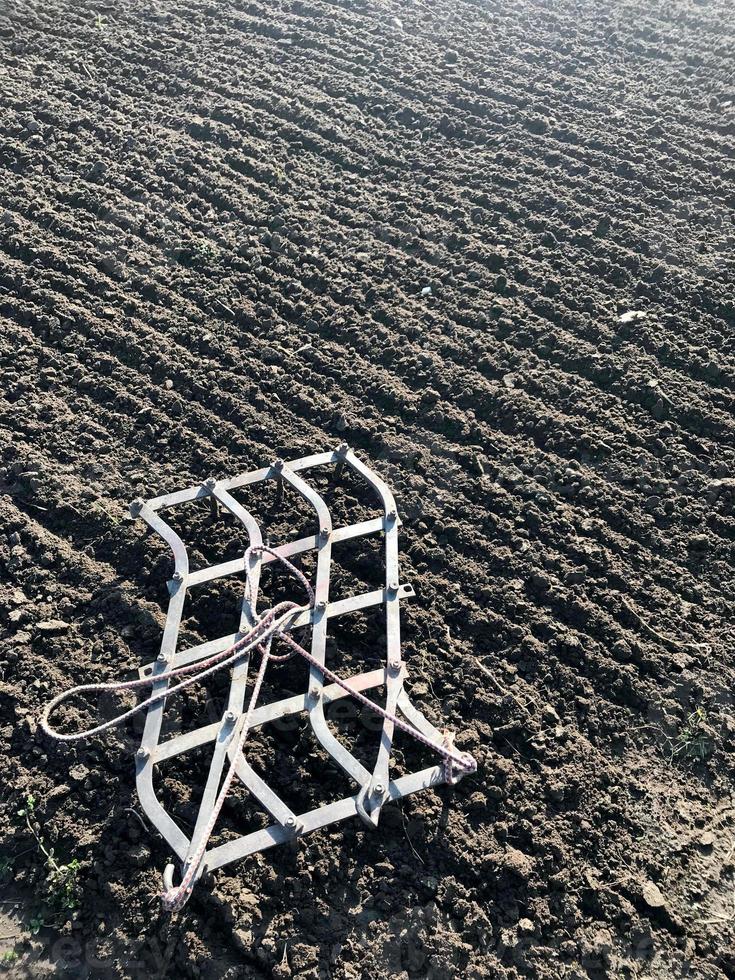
top-left (281, 465), bottom-right (371, 788)
top-left (136, 762), bottom-right (189, 862)
top-left (134, 503), bottom-right (191, 858)
top-left (340, 451), bottom-right (402, 823)
top-left (211, 485), bottom-right (263, 714)
top-left (343, 451), bottom-right (399, 519)
top-left (181, 485), bottom-right (265, 871)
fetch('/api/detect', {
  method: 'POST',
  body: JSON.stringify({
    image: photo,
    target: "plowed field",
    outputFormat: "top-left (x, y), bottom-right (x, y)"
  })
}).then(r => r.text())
top-left (1, 0), bottom-right (735, 977)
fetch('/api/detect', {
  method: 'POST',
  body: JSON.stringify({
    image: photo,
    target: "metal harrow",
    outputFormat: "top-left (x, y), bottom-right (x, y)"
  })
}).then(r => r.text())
top-left (42, 446), bottom-right (476, 909)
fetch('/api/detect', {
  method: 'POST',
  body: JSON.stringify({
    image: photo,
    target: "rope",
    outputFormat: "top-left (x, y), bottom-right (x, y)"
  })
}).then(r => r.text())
top-left (41, 546), bottom-right (477, 911)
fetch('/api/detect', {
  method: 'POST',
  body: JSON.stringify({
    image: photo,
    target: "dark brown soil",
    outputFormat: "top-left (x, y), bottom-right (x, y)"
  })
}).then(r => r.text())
top-left (1, 0), bottom-right (735, 976)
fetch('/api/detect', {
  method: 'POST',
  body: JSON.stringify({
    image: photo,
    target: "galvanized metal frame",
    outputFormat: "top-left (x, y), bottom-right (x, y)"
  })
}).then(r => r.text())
top-left (130, 447), bottom-right (449, 890)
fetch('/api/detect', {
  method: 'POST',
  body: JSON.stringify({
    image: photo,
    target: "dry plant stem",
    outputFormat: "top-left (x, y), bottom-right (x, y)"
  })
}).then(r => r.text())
top-left (622, 599), bottom-right (710, 653)
top-left (473, 657), bottom-right (533, 717)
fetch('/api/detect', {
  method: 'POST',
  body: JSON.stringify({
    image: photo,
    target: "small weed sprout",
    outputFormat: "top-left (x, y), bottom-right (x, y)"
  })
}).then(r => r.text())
top-left (0, 855), bottom-right (13, 884)
top-left (17, 795), bottom-right (81, 927)
top-left (90, 499), bottom-right (122, 526)
top-left (1, 951), bottom-right (19, 967)
top-left (179, 237), bottom-right (217, 266)
top-left (674, 707), bottom-right (713, 762)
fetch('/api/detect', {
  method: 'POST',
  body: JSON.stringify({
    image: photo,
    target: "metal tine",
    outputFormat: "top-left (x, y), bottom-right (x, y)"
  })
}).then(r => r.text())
top-left (204, 475), bottom-right (220, 521)
top-left (273, 457), bottom-right (285, 509)
top-left (334, 442), bottom-right (350, 481)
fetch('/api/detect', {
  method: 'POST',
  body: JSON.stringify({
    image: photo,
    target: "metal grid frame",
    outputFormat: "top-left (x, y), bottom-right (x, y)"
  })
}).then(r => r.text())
top-left (130, 446), bottom-right (453, 889)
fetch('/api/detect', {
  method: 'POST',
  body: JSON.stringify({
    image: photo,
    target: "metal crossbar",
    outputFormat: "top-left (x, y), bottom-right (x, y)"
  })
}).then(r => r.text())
top-left (41, 445), bottom-right (476, 910)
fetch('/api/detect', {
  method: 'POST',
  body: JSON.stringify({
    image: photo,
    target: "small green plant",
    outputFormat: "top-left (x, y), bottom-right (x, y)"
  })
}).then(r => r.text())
top-left (1, 951), bottom-right (19, 967)
top-left (0, 855), bottom-right (13, 884)
top-left (90, 499), bottom-right (122, 526)
top-left (180, 237), bottom-right (217, 266)
top-left (95, 13), bottom-right (106, 30)
top-left (674, 707), bottom-right (713, 762)
top-left (17, 795), bottom-right (81, 927)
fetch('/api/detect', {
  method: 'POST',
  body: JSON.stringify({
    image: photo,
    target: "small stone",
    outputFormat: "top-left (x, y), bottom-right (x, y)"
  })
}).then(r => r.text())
top-left (618, 310), bottom-right (647, 324)
top-left (335, 414), bottom-right (348, 432)
top-left (127, 843), bottom-right (151, 867)
top-left (611, 639), bottom-right (632, 659)
top-left (70, 764), bottom-right (89, 783)
top-left (699, 831), bottom-right (715, 847)
top-left (503, 847), bottom-right (533, 878)
top-left (261, 346), bottom-right (282, 365)
top-left (35, 619), bottom-right (70, 635)
top-left (641, 880), bottom-right (666, 909)
top-left (542, 703), bottom-right (560, 724)
top-left (651, 398), bottom-right (667, 420)
top-left (518, 918), bottom-right (535, 936)
top-left (588, 928), bottom-right (613, 956)
top-left (231, 927), bottom-right (254, 953)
